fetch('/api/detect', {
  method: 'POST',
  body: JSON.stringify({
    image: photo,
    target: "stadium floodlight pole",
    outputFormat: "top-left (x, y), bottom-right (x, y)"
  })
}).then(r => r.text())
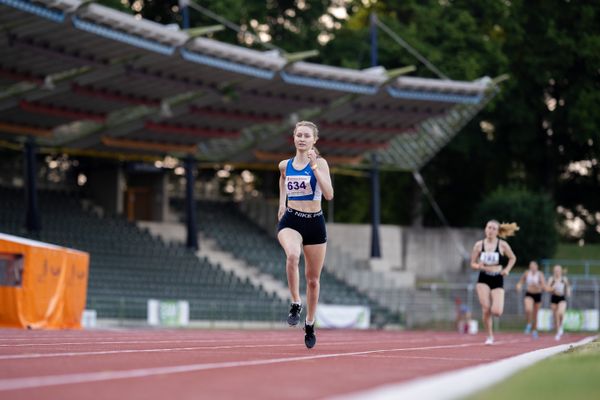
top-left (184, 154), bottom-right (199, 250)
top-left (24, 138), bottom-right (41, 234)
top-left (370, 153), bottom-right (381, 258)
top-left (369, 11), bottom-right (382, 258)
top-left (180, 0), bottom-right (190, 30)
top-left (370, 12), bottom-right (378, 68)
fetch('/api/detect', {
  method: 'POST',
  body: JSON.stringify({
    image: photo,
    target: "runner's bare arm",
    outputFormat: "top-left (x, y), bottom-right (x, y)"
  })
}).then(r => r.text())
top-left (501, 241), bottom-right (516, 275)
top-left (312, 157), bottom-right (333, 200)
top-left (278, 160), bottom-right (287, 220)
top-left (470, 241), bottom-right (482, 270)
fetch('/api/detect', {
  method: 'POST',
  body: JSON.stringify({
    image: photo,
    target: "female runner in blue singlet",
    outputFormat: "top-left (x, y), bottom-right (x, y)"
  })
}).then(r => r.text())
top-left (470, 220), bottom-right (518, 345)
top-left (277, 121), bottom-right (334, 349)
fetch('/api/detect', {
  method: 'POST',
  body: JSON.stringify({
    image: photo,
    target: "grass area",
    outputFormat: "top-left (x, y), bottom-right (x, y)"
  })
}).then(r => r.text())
top-left (553, 243), bottom-right (600, 260)
top-left (466, 339), bottom-right (600, 400)
top-left (537, 243), bottom-right (600, 275)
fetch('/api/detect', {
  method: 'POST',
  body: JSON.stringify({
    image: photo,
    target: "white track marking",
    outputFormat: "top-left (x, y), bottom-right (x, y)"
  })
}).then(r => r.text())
top-left (0, 334), bottom-right (467, 348)
top-left (0, 337), bottom-right (500, 361)
top-left (0, 332), bottom-right (462, 342)
top-left (329, 335), bottom-right (598, 400)
top-left (0, 340), bottom-right (402, 360)
top-left (0, 337), bottom-right (299, 347)
top-left (0, 341), bottom-right (501, 391)
top-left (352, 354), bottom-right (497, 362)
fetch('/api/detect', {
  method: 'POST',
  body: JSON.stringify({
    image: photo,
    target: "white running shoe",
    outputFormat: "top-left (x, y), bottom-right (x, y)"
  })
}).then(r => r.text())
top-left (484, 336), bottom-right (494, 345)
top-left (555, 333), bottom-right (562, 341)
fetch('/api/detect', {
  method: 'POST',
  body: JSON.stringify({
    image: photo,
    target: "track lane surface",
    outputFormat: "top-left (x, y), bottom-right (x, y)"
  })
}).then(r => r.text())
top-left (0, 329), bottom-right (589, 400)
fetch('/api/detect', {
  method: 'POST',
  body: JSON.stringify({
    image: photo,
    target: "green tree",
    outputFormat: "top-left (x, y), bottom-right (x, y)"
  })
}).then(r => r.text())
top-left (474, 186), bottom-right (558, 264)
top-left (329, 1), bottom-right (600, 241)
top-left (100, 1), bottom-right (600, 240)
top-left (125, 0), bottom-right (349, 53)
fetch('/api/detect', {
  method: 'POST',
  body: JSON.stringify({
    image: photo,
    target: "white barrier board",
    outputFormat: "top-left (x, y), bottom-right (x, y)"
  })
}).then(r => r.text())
top-left (537, 308), bottom-right (599, 331)
top-left (147, 299), bottom-right (189, 327)
top-left (316, 304), bottom-right (370, 329)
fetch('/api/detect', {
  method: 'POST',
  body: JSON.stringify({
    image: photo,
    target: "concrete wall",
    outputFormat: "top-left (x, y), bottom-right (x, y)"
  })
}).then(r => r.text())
top-left (239, 198), bottom-right (482, 279)
top-left (326, 224), bottom-right (403, 270)
top-left (402, 227), bottom-right (481, 278)
top-left (327, 223), bottom-right (480, 278)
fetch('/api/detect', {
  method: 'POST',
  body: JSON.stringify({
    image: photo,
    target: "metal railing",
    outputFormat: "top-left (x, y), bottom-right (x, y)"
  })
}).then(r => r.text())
top-left (541, 259), bottom-right (600, 277)
top-left (409, 275), bottom-right (600, 329)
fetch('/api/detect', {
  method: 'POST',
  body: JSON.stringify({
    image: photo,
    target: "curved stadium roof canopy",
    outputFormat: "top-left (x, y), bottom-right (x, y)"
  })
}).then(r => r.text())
top-left (0, 0), bottom-right (497, 170)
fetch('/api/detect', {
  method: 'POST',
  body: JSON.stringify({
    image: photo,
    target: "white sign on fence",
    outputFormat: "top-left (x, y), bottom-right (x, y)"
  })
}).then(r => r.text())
top-left (147, 299), bottom-right (189, 327)
top-left (537, 308), bottom-right (599, 332)
top-left (81, 309), bottom-right (97, 329)
top-left (316, 304), bottom-right (370, 329)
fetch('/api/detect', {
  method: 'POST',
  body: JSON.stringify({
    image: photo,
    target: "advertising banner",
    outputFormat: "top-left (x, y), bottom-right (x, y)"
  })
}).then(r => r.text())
top-left (537, 308), bottom-right (599, 332)
top-left (147, 299), bottom-right (189, 327)
top-left (316, 304), bottom-right (370, 329)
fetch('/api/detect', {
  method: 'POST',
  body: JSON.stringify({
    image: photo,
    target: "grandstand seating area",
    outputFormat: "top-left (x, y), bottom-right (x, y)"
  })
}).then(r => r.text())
top-left (176, 199), bottom-right (400, 325)
top-left (0, 186), bottom-right (285, 321)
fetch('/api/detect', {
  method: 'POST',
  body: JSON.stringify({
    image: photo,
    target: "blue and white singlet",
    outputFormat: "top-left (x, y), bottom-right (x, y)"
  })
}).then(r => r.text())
top-left (285, 158), bottom-right (322, 201)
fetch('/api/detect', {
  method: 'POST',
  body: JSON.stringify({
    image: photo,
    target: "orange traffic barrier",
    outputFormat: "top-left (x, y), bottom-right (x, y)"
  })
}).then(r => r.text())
top-left (0, 233), bottom-right (89, 329)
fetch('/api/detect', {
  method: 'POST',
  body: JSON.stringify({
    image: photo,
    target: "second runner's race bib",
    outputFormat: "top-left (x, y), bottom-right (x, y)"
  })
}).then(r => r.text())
top-left (480, 251), bottom-right (500, 265)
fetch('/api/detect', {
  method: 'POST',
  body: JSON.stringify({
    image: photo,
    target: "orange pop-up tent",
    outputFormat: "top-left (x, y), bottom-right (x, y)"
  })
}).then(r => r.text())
top-left (0, 233), bottom-right (89, 329)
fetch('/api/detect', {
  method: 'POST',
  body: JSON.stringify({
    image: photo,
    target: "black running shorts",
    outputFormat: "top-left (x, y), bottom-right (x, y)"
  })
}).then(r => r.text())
top-left (477, 271), bottom-right (504, 290)
top-left (551, 295), bottom-right (566, 304)
top-left (277, 208), bottom-right (327, 245)
top-left (525, 292), bottom-right (542, 303)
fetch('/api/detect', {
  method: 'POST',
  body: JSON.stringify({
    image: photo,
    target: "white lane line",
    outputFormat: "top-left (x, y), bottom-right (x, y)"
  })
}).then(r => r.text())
top-left (0, 336), bottom-right (232, 342)
top-left (328, 335), bottom-right (598, 400)
top-left (0, 341), bottom-right (497, 391)
top-left (0, 345), bottom-right (297, 360)
top-left (0, 333), bottom-right (462, 342)
top-left (0, 339), bottom-right (287, 347)
top-left (0, 337), bottom-right (492, 361)
top-left (0, 340), bottom-right (386, 360)
top-left (0, 334), bottom-right (468, 349)
top-left (0, 334), bottom-right (290, 341)
top-left (352, 354), bottom-right (497, 362)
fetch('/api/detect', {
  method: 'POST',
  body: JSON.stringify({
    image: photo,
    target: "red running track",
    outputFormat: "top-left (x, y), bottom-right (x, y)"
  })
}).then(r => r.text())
top-left (0, 328), bottom-right (590, 400)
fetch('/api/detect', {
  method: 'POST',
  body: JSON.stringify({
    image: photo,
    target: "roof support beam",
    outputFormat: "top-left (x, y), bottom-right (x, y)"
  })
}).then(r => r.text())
top-left (283, 50), bottom-right (319, 63)
top-left (101, 136), bottom-right (197, 154)
top-left (186, 25), bottom-right (225, 38)
top-left (253, 150), bottom-right (362, 165)
top-left (46, 90), bottom-right (204, 148)
top-left (0, 66), bottom-right (92, 110)
top-left (0, 122), bottom-right (52, 138)
top-left (145, 122), bottom-right (239, 138)
top-left (19, 100), bottom-right (106, 122)
top-left (216, 89), bottom-right (371, 164)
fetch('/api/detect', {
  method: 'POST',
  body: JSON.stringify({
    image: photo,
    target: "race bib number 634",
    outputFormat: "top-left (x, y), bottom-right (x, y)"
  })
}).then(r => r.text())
top-left (286, 175), bottom-right (313, 197)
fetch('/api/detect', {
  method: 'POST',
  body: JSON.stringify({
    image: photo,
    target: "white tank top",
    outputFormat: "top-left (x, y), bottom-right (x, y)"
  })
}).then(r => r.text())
top-left (526, 271), bottom-right (541, 286)
top-left (551, 278), bottom-right (566, 296)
